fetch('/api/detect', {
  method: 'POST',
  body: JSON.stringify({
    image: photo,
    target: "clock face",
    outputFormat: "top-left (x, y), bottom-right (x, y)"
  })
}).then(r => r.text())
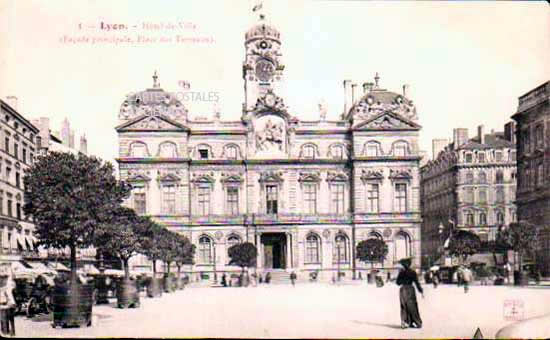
top-left (255, 59), bottom-right (274, 82)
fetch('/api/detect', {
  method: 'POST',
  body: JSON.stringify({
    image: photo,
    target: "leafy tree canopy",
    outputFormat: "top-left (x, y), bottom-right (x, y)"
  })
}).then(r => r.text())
top-left (448, 229), bottom-right (481, 262)
top-left (228, 242), bottom-right (257, 269)
top-left (356, 238), bottom-right (388, 264)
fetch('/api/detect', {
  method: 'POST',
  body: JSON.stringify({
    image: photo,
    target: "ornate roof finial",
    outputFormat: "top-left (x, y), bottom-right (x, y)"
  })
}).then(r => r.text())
top-left (252, 1), bottom-right (264, 20)
top-left (374, 72), bottom-right (380, 88)
top-left (152, 70), bottom-right (159, 88)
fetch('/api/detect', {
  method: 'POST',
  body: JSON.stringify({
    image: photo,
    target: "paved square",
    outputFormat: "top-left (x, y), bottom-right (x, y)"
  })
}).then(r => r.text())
top-left (15, 283), bottom-right (550, 338)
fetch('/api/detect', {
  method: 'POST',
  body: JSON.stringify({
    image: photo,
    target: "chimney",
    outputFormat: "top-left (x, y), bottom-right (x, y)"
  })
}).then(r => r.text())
top-left (432, 138), bottom-right (449, 160)
top-left (477, 125), bottom-right (485, 144)
top-left (343, 80), bottom-right (352, 114)
top-left (504, 121), bottom-right (516, 144)
top-left (351, 83), bottom-right (358, 105)
top-left (403, 84), bottom-right (410, 98)
top-left (6, 96), bottom-right (18, 111)
top-left (453, 128), bottom-right (469, 149)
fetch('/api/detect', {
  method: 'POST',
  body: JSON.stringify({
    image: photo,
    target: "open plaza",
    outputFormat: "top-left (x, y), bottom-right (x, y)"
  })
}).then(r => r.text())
top-left (15, 282), bottom-right (550, 339)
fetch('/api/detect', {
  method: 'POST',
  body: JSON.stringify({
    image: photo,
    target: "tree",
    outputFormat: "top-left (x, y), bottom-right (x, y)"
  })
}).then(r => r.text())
top-left (228, 242), bottom-right (257, 274)
top-left (23, 152), bottom-right (131, 279)
top-left (498, 221), bottom-right (540, 274)
top-left (139, 220), bottom-right (165, 274)
top-left (158, 229), bottom-right (180, 274)
top-left (448, 230), bottom-right (481, 264)
top-left (174, 235), bottom-right (195, 278)
top-left (95, 207), bottom-right (149, 279)
top-left (356, 238), bottom-right (389, 269)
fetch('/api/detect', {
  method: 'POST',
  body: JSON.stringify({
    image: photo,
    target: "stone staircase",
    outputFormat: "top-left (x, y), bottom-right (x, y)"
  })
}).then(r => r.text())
top-left (264, 270), bottom-right (291, 284)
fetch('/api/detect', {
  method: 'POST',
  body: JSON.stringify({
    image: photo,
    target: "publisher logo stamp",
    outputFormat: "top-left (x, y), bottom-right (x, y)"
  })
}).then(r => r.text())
top-left (503, 299), bottom-right (524, 321)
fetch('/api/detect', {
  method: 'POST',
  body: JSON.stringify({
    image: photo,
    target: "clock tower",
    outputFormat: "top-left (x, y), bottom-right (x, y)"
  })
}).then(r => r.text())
top-left (242, 13), bottom-right (285, 112)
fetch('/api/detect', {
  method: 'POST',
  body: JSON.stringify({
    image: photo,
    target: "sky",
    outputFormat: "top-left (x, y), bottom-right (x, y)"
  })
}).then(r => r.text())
top-left (0, 0), bottom-right (548, 166)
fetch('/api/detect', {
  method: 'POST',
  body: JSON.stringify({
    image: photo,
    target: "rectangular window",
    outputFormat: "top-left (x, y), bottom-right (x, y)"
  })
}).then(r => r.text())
top-left (197, 185), bottom-right (211, 216)
top-left (478, 153), bottom-right (486, 163)
top-left (133, 187), bottom-right (146, 214)
top-left (0, 196), bottom-right (3, 215)
top-left (198, 149), bottom-right (209, 159)
top-left (15, 172), bottom-right (20, 188)
top-left (466, 213), bottom-right (475, 226)
top-left (14, 144), bottom-right (18, 160)
top-left (366, 183), bottom-right (379, 213)
top-left (496, 188), bottom-right (505, 203)
top-left (495, 151), bottom-right (503, 162)
top-left (30, 153), bottom-right (34, 164)
top-left (479, 189), bottom-right (487, 203)
top-left (394, 144), bottom-right (407, 157)
top-left (394, 183), bottom-right (407, 212)
top-left (537, 164), bottom-right (544, 187)
top-left (330, 183), bottom-right (345, 214)
top-left (303, 183), bottom-right (317, 214)
top-left (16, 203), bottom-right (21, 220)
top-left (510, 151), bottom-right (516, 162)
top-left (226, 187), bottom-right (239, 215)
top-left (366, 145), bottom-right (378, 157)
top-left (162, 184), bottom-right (176, 214)
top-left (4, 138), bottom-right (9, 154)
top-left (465, 153), bottom-right (473, 163)
top-left (266, 185), bottom-right (278, 214)
top-left (5, 167), bottom-right (11, 183)
top-left (7, 200), bottom-right (12, 217)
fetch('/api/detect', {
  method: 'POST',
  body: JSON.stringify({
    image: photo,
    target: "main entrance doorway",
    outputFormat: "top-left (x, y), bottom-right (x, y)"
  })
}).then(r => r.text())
top-left (261, 233), bottom-right (287, 269)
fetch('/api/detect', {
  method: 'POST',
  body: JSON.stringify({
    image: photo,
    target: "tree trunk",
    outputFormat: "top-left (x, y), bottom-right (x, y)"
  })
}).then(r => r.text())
top-left (167, 262), bottom-right (171, 274)
top-left (123, 258), bottom-right (130, 280)
top-left (70, 243), bottom-right (77, 282)
top-left (152, 258), bottom-right (157, 274)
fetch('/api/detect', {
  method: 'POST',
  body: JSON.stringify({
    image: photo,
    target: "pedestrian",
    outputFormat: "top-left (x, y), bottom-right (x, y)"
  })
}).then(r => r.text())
top-left (504, 262), bottom-right (511, 285)
top-left (221, 273), bottom-right (227, 287)
top-left (461, 265), bottom-right (473, 293)
top-left (386, 271), bottom-right (391, 282)
top-left (265, 272), bottom-right (271, 284)
top-left (396, 258), bottom-right (423, 329)
top-left (432, 270), bottom-right (439, 289)
top-left (0, 270), bottom-right (16, 337)
top-left (290, 271), bottom-right (297, 286)
top-left (375, 271), bottom-right (384, 288)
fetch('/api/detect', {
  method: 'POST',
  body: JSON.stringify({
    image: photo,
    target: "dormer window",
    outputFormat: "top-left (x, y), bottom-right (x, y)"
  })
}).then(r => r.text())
top-left (365, 142), bottom-right (380, 157)
top-left (226, 146), bottom-right (238, 160)
top-left (199, 149), bottom-right (209, 159)
top-left (465, 153), bottom-right (473, 163)
top-left (478, 152), bottom-right (486, 163)
top-left (303, 145), bottom-right (315, 159)
top-left (393, 141), bottom-right (408, 157)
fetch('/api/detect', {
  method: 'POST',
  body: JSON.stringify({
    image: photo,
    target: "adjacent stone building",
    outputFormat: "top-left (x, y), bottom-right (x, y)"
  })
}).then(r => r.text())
top-left (421, 125), bottom-right (517, 268)
top-left (512, 80), bottom-right (550, 276)
top-left (117, 15), bottom-right (423, 281)
top-left (0, 97), bottom-right (40, 264)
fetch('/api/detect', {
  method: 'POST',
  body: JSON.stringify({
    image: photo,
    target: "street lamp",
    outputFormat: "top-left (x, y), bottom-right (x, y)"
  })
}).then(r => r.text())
top-left (438, 222), bottom-right (445, 265)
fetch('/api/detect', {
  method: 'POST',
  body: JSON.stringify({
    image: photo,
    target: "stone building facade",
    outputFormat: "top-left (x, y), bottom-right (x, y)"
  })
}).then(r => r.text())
top-left (421, 125), bottom-right (517, 268)
top-left (116, 16), bottom-right (423, 281)
top-left (0, 98), bottom-right (40, 264)
top-left (512, 80), bottom-right (550, 276)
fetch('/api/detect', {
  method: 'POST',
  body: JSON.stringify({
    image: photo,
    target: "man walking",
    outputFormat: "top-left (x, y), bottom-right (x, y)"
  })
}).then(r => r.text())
top-left (461, 265), bottom-right (473, 293)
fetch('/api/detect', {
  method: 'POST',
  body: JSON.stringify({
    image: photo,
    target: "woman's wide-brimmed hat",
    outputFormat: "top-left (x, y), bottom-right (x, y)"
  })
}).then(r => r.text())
top-left (398, 257), bottom-right (412, 268)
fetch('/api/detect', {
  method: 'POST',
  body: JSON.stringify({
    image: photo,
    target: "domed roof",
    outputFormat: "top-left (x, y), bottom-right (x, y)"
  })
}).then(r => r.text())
top-left (118, 71), bottom-right (188, 121)
top-left (245, 15), bottom-right (280, 43)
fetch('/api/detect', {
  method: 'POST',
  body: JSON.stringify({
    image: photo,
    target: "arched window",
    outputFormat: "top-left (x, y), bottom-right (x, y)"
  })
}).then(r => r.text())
top-left (496, 170), bottom-right (504, 184)
top-left (333, 233), bottom-right (349, 263)
top-left (364, 141), bottom-right (380, 157)
top-left (159, 142), bottom-right (177, 158)
top-left (227, 235), bottom-right (241, 256)
top-left (301, 144), bottom-right (317, 159)
top-left (394, 232), bottom-right (412, 261)
top-left (466, 212), bottom-right (475, 226)
top-left (478, 171), bottom-right (487, 184)
top-left (225, 145), bottom-right (239, 160)
top-left (496, 211), bottom-right (504, 225)
top-left (305, 234), bottom-right (320, 263)
top-left (368, 232), bottom-right (383, 240)
top-left (198, 236), bottom-right (212, 264)
top-left (330, 144), bottom-right (345, 159)
top-left (479, 212), bottom-right (487, 225)
top-left (392, 141), bottom-right (409, 157)
top-left (130, 142), bottom-right (148, 157)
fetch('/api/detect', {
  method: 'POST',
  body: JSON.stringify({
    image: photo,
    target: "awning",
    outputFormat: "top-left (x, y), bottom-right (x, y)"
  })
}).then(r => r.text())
top-left (47, 262), bottom-right (70, 272)
top-left (24, 237), bottom-right (32, 251)
top-left (11, 261), bottom-right (36, 279)
top-left (17, 236), bottom-right (26, 251)
top-left (79, 264), bottom-right (100, 275)
top-left (28, 261), bottom-right (57, 275)
top-left (103, 269), bottom-right (124, 277)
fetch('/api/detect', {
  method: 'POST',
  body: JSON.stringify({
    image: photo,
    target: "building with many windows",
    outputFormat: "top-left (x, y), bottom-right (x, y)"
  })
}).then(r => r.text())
top-left (0, 97), bottom-right (40, 264)
top-left (117, 14), bottom-right (423, 281)
top-left (420, 125), bottom-right (517, 268)
top-left (512, 80), bottom-right (550, 276)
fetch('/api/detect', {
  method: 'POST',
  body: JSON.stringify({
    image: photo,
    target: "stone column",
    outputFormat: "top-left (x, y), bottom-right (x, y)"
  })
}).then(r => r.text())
top-left (286, 233), bottom-right (292, 269)
top-left (257, 233), bottom-right (263, 271)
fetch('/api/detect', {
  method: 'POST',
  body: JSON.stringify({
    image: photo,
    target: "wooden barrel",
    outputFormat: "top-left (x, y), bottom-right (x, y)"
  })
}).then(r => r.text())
top-left (116, 279), bottom-right (140, 308)
top-left (146, 277), bottom-right (162, 298)
top-left (52, 282), bottom-right (93, 328)
top-left (163, 276), bottom-right (174, 293)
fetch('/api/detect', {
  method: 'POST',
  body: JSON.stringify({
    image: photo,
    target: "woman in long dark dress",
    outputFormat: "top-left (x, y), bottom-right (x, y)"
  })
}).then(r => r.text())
top-left (396, 258), bottom-right (423, 329)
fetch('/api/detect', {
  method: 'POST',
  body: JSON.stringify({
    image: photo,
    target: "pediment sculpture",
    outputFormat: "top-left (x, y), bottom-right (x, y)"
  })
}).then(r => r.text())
top-left (353, 96), bottom-right (417, 122)
top-left (360, 169), bottom-right (384, 181)
top-left (389, 168), bottom-right (413, 180)
top-left (256, 118), bottom-right (284, 152)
